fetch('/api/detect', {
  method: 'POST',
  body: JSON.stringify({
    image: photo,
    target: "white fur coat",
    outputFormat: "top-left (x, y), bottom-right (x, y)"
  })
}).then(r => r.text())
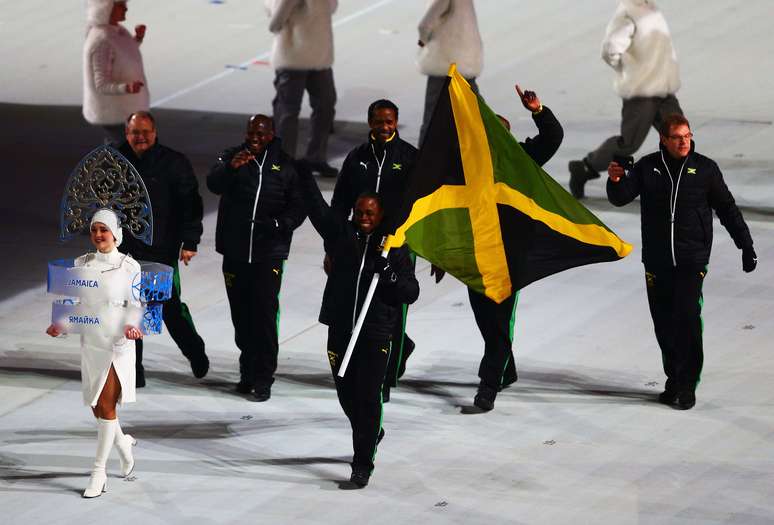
top-left (416, 0), bottom-right (483, 78)
top-left (82, 24), bottom-right (149, 125)
top-left (601, 0), bottom-right (680, 99)
top-left (265, 0), bottom-right (337, 70)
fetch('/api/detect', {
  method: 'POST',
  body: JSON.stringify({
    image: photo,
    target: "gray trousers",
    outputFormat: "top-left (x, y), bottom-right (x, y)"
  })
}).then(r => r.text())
top-left (272, 68), bottom-right (336, 162)
top-left (585, 94), bottom-right (682, 172)
top-left (419, 75), bottom-right (479, 146)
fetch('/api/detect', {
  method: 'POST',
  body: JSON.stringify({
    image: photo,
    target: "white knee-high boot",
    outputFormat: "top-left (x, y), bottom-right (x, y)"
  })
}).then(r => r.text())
top-left (83, 418), bottom-right (117, 498)
top-left (113, 418), bottom-right (137, 477)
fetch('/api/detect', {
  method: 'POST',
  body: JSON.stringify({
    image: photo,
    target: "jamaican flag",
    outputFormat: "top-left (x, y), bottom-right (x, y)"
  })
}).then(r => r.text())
top-left (384, 65), bottom-right (632, 303)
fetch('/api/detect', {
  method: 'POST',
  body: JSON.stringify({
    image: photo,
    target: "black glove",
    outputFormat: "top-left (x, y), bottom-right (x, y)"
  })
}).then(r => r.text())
top-left (253, 217), bottom-right (281, 236)
top-left (430, 264), bottom-right (445, 283)
top-left (742, 247), bottom-right (757, 273)
top-left (375, 255), bottom-right (397, 282)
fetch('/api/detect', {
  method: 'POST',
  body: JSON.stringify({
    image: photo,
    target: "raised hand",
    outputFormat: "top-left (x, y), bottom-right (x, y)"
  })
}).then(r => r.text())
top-left (515, 84), bottom-right (542, 113)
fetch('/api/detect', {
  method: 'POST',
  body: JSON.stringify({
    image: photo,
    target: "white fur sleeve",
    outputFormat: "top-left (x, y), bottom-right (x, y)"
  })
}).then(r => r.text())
top-left (91, 40), bottom-right (127, 95)
top-left (601, 13), bottom-right (635, 69)
top-left (418, 0), bottom-right (451, 43)
top-left (268, 0), bottom-right (302, 33)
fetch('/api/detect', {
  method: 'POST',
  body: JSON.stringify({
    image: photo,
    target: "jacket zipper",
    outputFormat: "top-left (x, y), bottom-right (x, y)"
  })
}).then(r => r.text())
top-left (659, 150), bottom-right (688, 267)
top-left (248, 149), bottom-right (268, 263)
top-left (352, 233), bottom-right (371, 330)
top-left (351, 144), bottom-right (384, 328)
top-left (370, 143), bottom-right (387, 192)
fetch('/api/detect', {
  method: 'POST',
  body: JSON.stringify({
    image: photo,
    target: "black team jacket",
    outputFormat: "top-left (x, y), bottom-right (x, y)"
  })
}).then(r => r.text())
top-left (331, 131), bottom-right (418, 233)
top-left (207, 138), bottom-right (306, 263)
top-left (118, 141), bottom-right (204, 265)
top-left (607, 141), bottom-right (753, 269)
top-left (298, 165), bottom-right (419, 340)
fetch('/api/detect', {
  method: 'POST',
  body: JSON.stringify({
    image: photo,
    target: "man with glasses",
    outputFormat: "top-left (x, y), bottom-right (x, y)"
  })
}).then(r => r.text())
top-left (607, 113), bottom-right (757, 410)
top-left (118, 111), bottom-right (208, 387)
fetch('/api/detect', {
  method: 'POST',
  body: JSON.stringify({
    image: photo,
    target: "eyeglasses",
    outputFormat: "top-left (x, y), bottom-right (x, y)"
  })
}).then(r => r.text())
top-left (667, 132), bottom-right (693, 142)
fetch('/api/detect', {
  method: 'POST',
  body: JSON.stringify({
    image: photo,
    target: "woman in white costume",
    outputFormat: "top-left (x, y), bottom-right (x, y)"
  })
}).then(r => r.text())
top-left (46, 209), bottom-right (143, 498)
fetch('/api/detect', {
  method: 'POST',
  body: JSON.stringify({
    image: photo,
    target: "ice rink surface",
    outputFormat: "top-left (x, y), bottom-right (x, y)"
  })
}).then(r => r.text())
top-left (1, 1), bottom-right (773, 523)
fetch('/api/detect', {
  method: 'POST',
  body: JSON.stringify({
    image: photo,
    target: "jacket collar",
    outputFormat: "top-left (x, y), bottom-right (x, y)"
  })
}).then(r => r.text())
top-left (369, 130), bottom-right (399, 154)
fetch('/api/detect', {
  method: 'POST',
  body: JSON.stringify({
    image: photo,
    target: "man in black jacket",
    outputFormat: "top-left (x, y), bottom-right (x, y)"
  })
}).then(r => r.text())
top-left (607, 113), bottom-right (757, 410)
top-left (330, 99), bottom-right (419, 400)
top-left (432, 85), bottom-right (564, 411)
top-left (298, 163), bottom-right (419, 488)
top-left (119, 111), bottom-right (208, 387)
top-left (207, 114), bottom-right (306, 401)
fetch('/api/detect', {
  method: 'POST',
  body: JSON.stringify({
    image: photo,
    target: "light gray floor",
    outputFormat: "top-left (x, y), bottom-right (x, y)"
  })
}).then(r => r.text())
top-left (2, 1), bottom-right (774, 524)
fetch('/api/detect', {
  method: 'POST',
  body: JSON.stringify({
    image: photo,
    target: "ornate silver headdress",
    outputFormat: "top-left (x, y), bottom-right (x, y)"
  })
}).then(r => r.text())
top-left (60, 145), bottom-right (153, 244)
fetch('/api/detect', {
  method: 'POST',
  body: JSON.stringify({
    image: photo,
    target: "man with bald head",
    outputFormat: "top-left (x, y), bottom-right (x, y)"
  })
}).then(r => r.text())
top-left (118, 111), bottom-right (208, 388)
top-left (207, 114), bottom-right (306, 401)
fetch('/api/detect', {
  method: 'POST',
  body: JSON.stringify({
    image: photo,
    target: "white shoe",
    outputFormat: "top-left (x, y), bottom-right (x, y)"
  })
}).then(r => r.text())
top-left (83, 469), bottom-right (107, 498)
top-left (116, 434), bottom-right (137, 477)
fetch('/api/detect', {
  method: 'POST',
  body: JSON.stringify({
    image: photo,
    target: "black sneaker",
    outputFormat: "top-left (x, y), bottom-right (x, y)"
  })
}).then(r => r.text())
top-left (190, 354), bottom-right (209, 379)
top-left (397, 337), bottom-right (415, 379)
top-left (349, 468), bottom-right (370, 488)
top-left (673, 390), bottom-right (696, 410)
top-left (502, 368), bottom-right (518, 388)
top-left (235, 380), bottom-right (253, 394)
top-left (474, 384), bottom-right (497, 411)
top-left (658, 389), bottom-right (678, 405)
top-left (568, 160), bottom-right (598, 199)
top-left (252, 386), bottom-right (271, 402)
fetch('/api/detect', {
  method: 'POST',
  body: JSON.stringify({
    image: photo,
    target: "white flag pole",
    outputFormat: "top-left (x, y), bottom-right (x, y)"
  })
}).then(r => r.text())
top-left (337, 245), bottom-right (390, 378)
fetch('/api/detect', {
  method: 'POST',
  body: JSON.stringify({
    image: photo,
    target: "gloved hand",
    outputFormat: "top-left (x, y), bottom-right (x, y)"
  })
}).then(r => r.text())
top-left (253, 217), bottom-right (281, 236)
top-left (742, 247), bottom-right (757, 273)
top-left (375, 255), bottom-right (396, 282)
top-left (430, 264), bottom-right (445, 283)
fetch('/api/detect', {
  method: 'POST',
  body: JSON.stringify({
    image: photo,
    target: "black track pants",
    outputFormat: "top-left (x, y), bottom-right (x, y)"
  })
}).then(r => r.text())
top-left (468, 288), bottom-right (519, 390)
top-left (645, 266), bottom-right (706, 393)
top-left (328, 328), bottom-right (390, 473)
top-left (223, 257), bottom-right (284, 388)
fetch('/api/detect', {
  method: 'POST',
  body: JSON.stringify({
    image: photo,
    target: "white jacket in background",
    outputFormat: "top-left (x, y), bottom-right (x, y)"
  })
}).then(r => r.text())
top-left (416, 0), bottom-right (483, 78)
top-left (601, 0), bottom-right (680, 99)
top-left (265, 0), bottom-right (337, 70)
top-left (82, 24), bottom-right (149, 125)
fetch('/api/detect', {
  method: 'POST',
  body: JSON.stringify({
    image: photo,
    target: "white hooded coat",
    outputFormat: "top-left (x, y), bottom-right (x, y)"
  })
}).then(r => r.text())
top-left (265, 0), bottom-right (337, 70)
top-left (601, 0), bottom-right (680, 99)
top-left (82, 0), bottom-right (149, 125)
top-left (416, 0), bottom-right (483, 78)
